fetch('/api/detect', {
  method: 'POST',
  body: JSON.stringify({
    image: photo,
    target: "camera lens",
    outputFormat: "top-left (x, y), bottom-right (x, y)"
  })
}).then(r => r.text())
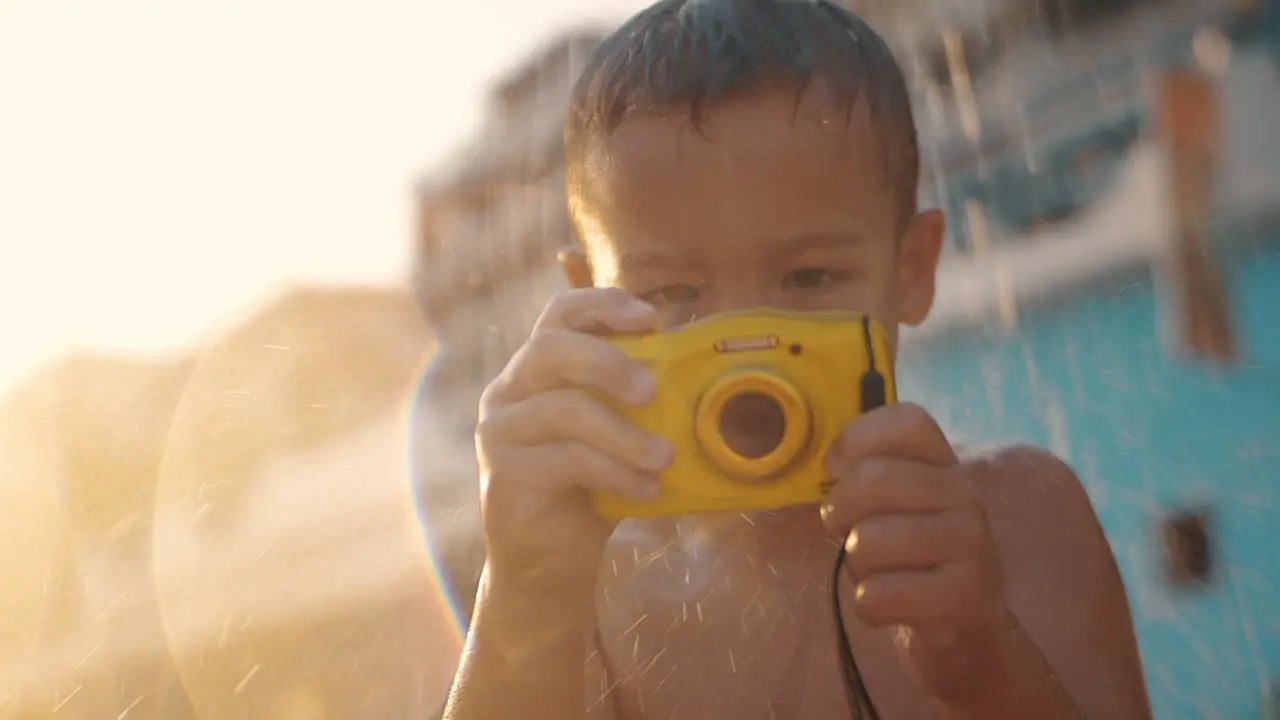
top-left (717, 391), bottom-right (787, 460)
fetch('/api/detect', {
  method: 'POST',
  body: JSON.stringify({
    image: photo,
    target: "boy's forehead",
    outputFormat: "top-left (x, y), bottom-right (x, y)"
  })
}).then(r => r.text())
top-left (588, 82), bottom-right (882, 176)
top-left (575, 84), bottom-right (898, 253)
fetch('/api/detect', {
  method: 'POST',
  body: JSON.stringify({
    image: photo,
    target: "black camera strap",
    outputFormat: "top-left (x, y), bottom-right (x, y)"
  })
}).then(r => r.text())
top-left (833, 315), bottom-right (887, 720)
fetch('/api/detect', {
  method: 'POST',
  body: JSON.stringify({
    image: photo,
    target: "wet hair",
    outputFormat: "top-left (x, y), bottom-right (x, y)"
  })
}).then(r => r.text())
top-left (565, 0), bottom-right (919, 227)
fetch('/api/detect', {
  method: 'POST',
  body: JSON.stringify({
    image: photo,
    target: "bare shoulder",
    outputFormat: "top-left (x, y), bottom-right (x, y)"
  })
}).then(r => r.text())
top-left (958, 443), bottom-right (1114, 619)
top-left (957, 442), bottom-right (1085, 490)
top-left (960, 444), bottom-right (1154, 718)
top-left (958, 444), bottom-right (1119, 589)
top-left (959, 443), bottom-right (1097, 528)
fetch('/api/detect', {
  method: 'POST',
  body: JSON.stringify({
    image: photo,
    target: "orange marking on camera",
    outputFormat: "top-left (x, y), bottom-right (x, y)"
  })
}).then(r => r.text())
top-left (714, 335), bottom-right (780, 353)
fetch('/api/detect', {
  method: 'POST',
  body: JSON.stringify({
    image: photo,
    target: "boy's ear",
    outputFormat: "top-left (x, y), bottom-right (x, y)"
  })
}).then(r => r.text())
top-left (897, 209), bottom-right (946, 327)
top-left (558, 247), bottom-right (595, 289)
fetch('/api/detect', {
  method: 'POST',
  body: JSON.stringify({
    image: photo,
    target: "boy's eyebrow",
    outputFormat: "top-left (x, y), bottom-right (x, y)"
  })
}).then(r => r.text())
top-left (615, 232), bottom-right (865, 270)
top-left (776, 232), bottom-right (865, 254)
top-left (617, 249), bottom-right (690, 270)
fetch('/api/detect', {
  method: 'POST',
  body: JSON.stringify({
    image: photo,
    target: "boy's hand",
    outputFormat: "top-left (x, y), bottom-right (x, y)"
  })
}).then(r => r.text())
top-left (475, 287), bottom-right (674, 594)
top-left (820, 403), bottom-right (1013, 703)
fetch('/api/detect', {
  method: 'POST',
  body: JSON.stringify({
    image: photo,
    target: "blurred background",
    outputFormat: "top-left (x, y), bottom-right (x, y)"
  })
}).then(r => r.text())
top-left (0, 0), bottom-right (1276, 717)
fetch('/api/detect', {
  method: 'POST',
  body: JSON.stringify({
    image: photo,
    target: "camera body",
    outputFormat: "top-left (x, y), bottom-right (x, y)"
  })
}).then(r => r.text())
top-left (592, 308), bottom-right (897, 519)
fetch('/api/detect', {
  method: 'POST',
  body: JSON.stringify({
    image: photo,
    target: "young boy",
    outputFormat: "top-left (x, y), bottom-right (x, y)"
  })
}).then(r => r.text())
top-left (444, 1), bottom-right (1152, 717)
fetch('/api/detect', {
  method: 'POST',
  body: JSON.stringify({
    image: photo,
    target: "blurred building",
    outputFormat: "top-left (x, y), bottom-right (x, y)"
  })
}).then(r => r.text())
top-left (410, 27), bottom-right (607, 628)
top-left (414, 29), bottom-right (604, 434)
top-left (0, 285), bottom-right (459, 720)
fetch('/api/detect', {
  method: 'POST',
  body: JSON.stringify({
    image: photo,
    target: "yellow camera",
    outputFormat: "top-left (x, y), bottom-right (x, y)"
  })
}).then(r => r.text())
top-left (591, 308), bottom-right (897, 519)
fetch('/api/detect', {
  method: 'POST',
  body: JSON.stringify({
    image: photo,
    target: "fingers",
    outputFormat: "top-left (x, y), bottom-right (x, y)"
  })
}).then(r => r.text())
top-left (488, 329), bottom-right (656, 405)
top-left (823, 460), bottom-right (1001, 635)
top-left (848, 560), bottom-right (1002, 636)
top-left (821, 457), bottom-right (973, 535)
top-left (848, 566), bottom-right (963, 629)
top-left (481, 442), bottom-right (660, 501)
top-left (480, 388), bottom-right (674, 475)
top-left (838, 510), bottom-right (977, 578)
top-left (486, 288), bottom-right (661, 406)
top-left (533, 287), bottom-right (660, 335)
top-left (826, 402), bottom-right (958, 473)
top-left (474, 288), bottom-right (668, 515)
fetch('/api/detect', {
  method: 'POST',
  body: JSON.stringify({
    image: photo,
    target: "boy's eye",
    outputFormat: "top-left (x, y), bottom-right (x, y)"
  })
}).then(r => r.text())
top-left (642, 283), bottom-right (700, 305)
top-left (786, 268), bottom-right (835, 289)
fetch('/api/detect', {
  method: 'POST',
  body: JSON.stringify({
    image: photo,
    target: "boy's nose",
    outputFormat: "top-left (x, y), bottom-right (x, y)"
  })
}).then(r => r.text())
top-left (705, 288), bottom-right (788, 317)
top-left (698, 275), bottom-right (779, 317)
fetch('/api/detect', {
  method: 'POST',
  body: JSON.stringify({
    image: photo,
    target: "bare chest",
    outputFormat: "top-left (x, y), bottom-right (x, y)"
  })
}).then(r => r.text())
top-left (593, 520), bottom-right (936, 720)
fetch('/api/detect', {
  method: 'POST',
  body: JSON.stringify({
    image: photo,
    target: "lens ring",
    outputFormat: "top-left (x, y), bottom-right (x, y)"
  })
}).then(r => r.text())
top-left (694, 369), bottom-right (811, 480)
top-left (718, 392), bottom-right (786, 460)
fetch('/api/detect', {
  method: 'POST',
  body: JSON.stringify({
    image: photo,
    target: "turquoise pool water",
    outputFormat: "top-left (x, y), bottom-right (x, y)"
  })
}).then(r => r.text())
top-left (900, 236), bottom-right (1279, 718)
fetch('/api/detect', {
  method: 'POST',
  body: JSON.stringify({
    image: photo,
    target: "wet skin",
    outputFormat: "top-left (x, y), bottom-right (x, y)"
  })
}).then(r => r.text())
top-left (567, 85), bottom-right (1152, 718)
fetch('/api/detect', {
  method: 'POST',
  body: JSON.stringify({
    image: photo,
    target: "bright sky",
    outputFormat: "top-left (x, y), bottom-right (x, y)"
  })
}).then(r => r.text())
top-left (0, 0), bottom-right (646, 392)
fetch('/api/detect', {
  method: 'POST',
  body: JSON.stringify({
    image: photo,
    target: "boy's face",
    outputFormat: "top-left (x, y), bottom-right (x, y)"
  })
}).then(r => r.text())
top-left (568, 83), bottom-right (945, 348)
